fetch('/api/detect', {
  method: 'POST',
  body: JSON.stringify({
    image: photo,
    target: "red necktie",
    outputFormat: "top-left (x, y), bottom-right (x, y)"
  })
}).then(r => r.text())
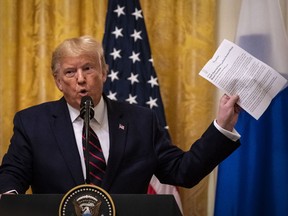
top-left (82, 125), bottom-right (106, 186)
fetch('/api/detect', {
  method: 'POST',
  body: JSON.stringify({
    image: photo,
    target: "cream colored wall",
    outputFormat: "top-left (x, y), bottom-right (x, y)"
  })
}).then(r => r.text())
top-left (217, 0), bottom-right (241, 43)
top-left (208, 1), bottom-right (241, 215)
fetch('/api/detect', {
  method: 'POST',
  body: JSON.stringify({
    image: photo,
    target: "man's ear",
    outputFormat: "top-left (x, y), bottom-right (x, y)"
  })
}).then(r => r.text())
top-left (54, 73), bottom-right (63, 92)
top-left (102, 64), bottom-right (109, 82)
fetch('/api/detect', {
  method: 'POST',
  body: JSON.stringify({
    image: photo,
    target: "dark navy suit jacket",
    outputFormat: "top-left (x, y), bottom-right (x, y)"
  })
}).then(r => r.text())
top-left (0, 96), bottom-right (240, 194)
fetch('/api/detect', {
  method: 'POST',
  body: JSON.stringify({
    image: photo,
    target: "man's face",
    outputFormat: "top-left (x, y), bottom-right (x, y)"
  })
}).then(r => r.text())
top-left (54, 54), bottom-right (107, 109)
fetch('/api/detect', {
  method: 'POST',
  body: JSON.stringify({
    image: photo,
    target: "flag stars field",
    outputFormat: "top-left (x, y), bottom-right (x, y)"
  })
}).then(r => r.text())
top-left (102, 0), bottom-right (181, 210)
top-left (127, 73), bottom-right (139, 85)
top-left (112, 26), bottom-right (123, 39)
top-left (130, 29), bottom-right (142, 42)
top-left (147, 76), bottom-right (158, 88)
top-left (126, 94), bottom-right (138, 104)
top-left (107, 91), bottom-right (117, 101)
top-left (132, 8), bottom-right (143, 20)
top-left (110, 48), bottom-right (121, 60)
top-left (129, 51), bottom-right (140, 63)
top-left (103, 0), bottom-right (169, 127)
top-left (108, 70), bottom-right (119, 82)
top-left (146, 97), bottom-right (158, 109)
top-left (113, 5), bottom-right (125, 17)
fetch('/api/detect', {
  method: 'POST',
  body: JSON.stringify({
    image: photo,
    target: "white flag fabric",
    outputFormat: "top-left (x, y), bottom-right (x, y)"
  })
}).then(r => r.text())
top-left (235, 0), bottom-right (288, 75)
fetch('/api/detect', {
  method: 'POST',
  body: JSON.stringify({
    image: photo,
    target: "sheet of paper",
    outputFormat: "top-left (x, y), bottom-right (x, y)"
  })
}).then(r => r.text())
top-left (199, 39), bottom-right (287, 120)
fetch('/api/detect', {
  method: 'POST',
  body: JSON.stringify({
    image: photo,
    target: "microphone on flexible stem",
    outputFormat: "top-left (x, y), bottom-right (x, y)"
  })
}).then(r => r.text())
top-left (80, 96), bottom-right (94, 184)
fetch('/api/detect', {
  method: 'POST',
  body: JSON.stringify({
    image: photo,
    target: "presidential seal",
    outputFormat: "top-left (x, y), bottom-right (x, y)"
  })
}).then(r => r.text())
top-left (59, 185), bottom-right (115, 216)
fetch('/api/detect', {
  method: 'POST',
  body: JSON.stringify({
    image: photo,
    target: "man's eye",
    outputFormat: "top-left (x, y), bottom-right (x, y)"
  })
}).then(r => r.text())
top-left (65, 70), bottom-right (76, 77)
top-left (84, 66), bottom-right (92, 71)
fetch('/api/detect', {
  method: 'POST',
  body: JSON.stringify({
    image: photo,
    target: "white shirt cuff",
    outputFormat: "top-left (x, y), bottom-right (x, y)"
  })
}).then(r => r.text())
top-left (213, 120), bottom-right (241, 141)
top-left (3, 190), bottom-right (18, 194)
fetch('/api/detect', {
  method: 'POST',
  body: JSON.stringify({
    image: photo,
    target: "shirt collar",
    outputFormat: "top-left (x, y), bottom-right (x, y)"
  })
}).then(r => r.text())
top-left (67, 96), bottom-right (105, 125)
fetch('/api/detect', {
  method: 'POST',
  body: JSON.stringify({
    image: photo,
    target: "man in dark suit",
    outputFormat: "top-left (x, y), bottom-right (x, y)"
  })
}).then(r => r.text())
top-left (0, 36), bottom-right (241, 195)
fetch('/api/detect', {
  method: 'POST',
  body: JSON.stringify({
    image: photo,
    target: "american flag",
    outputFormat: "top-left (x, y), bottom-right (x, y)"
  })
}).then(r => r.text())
top-left (102, 0), bottom-right (182, 212)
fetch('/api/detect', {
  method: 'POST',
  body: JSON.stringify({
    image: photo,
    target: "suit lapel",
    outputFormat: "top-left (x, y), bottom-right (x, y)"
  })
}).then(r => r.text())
top-left (50, 98), bottom-right (84, 185)
top-left (101, 97), bottom-right (128, 191)
top-left (49, 96), bottom-right (128, 190)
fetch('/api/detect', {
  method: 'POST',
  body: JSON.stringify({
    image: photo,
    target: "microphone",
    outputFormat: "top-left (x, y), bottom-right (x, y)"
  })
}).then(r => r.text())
top-left (80, 96), bottom-right (94, 184)
top-left (80, 96), bottom-right (94, 120)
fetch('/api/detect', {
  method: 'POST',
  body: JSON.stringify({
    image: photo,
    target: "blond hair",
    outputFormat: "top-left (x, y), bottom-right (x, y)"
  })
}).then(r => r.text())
top-left (51, 36), bottom-right (108, 74)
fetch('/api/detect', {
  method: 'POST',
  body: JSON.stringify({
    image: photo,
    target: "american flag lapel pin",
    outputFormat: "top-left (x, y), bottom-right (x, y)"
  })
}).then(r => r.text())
top-left (119, 123), bottom-right (125, 130)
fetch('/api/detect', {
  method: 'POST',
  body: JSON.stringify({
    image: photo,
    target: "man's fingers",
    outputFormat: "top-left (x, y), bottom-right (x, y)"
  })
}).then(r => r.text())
top-left (223, 94), bottom-right (239, 106)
